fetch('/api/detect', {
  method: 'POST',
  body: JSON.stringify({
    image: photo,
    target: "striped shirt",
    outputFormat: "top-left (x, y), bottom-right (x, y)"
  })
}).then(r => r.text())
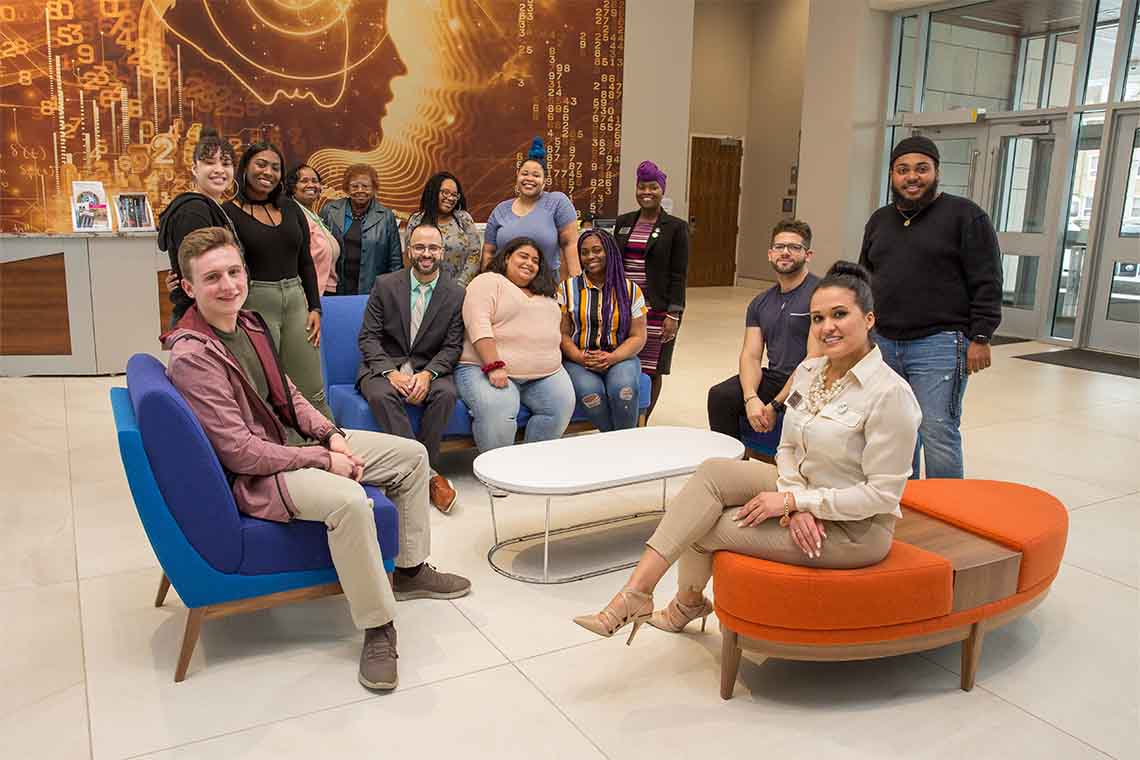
top-left (558, 275), bottom-right (647, 351)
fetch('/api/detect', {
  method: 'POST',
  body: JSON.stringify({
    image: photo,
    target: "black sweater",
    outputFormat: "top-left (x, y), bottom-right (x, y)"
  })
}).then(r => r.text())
top-left (223, 200), bottom-right (320, 311)
top-left (859, 193), bottom-right (1003, 341)
top-left (157, 193), bottom-right (240, 324)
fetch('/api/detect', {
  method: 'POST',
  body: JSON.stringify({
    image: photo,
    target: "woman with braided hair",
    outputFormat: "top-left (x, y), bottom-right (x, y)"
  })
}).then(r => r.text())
top-left (558, 229), bottom-right (647, 431)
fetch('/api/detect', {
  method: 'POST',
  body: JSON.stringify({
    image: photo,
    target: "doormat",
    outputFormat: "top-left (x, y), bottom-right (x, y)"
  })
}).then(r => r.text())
top-left (1015, 348), bottom-right (1139, 379)
top-left (990, 335), bottom-right (1029, 346)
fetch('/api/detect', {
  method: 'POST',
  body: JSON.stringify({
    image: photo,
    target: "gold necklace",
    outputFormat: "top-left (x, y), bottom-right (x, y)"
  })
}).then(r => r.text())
top-left (897, 204), bottom-right (924, 227)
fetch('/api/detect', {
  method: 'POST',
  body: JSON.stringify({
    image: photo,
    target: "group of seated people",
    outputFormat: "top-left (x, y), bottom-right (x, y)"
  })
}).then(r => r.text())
top-left (158, 127), bottom-right (939, 694)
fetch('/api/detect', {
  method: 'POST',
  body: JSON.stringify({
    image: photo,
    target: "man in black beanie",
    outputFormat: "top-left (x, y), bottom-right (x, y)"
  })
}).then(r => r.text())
top-left (858, 134), bottom-right (1002, 479)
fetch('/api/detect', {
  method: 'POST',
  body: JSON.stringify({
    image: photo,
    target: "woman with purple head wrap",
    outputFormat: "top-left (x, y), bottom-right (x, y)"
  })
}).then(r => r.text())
top-left (613, 159), bottom-right (690, 420)
top-left (557, 228), bottom-right (648, 431)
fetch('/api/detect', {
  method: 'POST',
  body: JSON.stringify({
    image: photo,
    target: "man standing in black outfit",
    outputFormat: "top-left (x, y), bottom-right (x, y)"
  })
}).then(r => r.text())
top-left (859, 135), bottom-right (1002, 479)
top-left (708, 219), bottom-right (819, 441)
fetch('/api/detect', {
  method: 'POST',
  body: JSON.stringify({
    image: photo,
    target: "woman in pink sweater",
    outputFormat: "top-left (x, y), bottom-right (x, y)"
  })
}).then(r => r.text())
top-left (456, 237), bottom-right (575, 451)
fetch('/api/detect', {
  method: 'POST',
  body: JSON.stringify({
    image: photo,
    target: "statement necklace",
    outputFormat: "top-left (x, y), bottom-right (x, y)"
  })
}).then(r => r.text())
top-left (806, 361), bottom-right (849, 414)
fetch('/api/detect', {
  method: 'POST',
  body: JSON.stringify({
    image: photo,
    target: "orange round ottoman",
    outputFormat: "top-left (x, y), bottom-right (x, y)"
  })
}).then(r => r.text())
top-left (712, 480), bottom-right (1068, 699)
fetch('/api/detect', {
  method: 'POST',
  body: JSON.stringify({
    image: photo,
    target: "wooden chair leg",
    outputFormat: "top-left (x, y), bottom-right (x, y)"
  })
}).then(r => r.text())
top-left (960, 622), bottom-right (984, 691)
top-left (154, 573), bottom-right (171, 607)
top-left (174, 607), bottom-right (206, 683)
top-left (720, 627), bottom-right (742, 700)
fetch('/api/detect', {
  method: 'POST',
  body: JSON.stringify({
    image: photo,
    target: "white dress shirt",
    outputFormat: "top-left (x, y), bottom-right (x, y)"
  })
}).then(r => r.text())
top-left (776, 345), bottom-right (922, 521)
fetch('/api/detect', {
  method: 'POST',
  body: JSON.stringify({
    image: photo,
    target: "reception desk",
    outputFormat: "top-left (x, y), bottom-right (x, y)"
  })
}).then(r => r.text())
top-left (0, 233), bottom-right (169, 376)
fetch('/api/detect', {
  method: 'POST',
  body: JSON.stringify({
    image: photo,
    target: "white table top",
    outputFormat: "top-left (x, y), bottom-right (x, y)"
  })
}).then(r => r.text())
top-left (472, 426), bottom-right (746, 495)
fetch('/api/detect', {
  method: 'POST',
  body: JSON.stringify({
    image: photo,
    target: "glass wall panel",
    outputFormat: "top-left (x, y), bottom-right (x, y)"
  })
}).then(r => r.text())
top-left (1121, 129), bottom-right (1140, 235)
top-left (1050, 32), bottom-right (1080, 106)
top-left (1106, 260), bottom-right (1140, 322)
top-left (1002, 254), bottom-right (1040, 308)
top-left (896, 16), bottom-right (919, 114)
top-left (1126, 8), bottom-right (1140, 100)
top-left (992, 135), bottom-right (1054, 233)
top-left (922, 6), bottom-right (1018, 113)
top-left (1052, 111), bottom-right (1106, 339)
top-left (1016, 37), bottom-right (1047, 110)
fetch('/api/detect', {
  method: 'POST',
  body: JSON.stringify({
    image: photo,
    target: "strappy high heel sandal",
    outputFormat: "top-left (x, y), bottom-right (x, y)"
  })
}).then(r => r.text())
top-left (572, 589), bottom-right (654, 645)
top-left (648, 595), bottom-right (714, 633)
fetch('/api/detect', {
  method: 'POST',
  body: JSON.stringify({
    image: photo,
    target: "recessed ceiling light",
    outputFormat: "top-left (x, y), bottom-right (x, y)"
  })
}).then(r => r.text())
top-left (959, 14), bottom-right (1022, 30)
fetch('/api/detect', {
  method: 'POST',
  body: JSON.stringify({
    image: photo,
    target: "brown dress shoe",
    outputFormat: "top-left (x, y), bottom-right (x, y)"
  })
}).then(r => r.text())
top-left (359, 623), bottom-right (398, 690)
top-left (429, 474), bottom-right (457, 513)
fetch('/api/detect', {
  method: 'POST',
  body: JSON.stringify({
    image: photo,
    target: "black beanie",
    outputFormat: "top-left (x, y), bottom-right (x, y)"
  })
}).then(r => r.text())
top-left (891, 135), bottom-right (940, 167)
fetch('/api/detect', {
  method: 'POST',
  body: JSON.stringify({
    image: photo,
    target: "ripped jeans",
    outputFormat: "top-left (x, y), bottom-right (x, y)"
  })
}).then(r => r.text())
top-left (563, 357), bottom-right (642, 432)
top-left (875, 331), bottom-right (968, 479)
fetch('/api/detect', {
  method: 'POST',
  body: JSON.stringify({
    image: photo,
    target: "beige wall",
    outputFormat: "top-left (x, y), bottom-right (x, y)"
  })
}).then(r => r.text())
top-left (620, 0), bottom-right (696, 219)
top-left (797, 0), bottom-right (892, 276)
top-left (740, 0), bottom-right (810, 280)
top-left (690, 2), bottom-right (754, 138)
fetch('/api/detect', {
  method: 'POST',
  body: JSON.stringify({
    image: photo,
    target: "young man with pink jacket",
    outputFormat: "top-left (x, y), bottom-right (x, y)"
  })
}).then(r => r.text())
top-left (163, 226), bottom-right (470, 691)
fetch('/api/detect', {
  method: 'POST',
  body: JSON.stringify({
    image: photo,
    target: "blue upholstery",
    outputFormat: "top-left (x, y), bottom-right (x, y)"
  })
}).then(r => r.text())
top-left (115, 354), bottom-right (398, 609)
top-left (320, 293), bottom-right (651, 437)
top-left (739, 413), bottom-right (784, 458)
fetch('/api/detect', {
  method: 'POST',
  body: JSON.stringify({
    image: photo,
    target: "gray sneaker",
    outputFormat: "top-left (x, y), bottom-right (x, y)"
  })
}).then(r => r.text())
top-left (392, 563), bottom-right (472, 601)
top-left (359, 623), bottom-right (398, 691)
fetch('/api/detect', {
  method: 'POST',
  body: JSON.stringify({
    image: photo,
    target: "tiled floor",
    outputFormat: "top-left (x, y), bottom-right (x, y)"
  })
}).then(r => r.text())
top-left (3, 286), bottom-right (1137, 760)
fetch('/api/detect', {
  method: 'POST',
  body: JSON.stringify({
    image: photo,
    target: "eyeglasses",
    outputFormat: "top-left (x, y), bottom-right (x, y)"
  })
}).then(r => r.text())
top-left (770, 243), bottom-right (806, 253)
top-left (348, 182), bottom-right (372, 191)
top-left (409, 243), bottom-right (444, 254)
top-left (439, 190), bottom-right (460, 200)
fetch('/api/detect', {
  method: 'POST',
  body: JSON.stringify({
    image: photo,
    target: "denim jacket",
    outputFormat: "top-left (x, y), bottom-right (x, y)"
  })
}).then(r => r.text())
top-left (320, 197), bottom-right (403, 294)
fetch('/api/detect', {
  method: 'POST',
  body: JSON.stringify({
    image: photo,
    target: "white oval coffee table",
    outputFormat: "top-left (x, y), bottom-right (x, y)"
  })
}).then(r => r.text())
top-left (473, 426), bottom-right (745, 583)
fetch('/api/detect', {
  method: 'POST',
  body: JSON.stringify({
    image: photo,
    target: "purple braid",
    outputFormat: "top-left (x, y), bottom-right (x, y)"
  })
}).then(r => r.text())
top-left (578, 229), bottom-right (632, 349)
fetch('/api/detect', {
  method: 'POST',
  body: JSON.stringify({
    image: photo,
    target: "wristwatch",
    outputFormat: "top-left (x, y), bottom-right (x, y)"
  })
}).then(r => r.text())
top-left (770, 398), bottom-right (787, 415)
top-left (972, 335), bottom-right (990, 345)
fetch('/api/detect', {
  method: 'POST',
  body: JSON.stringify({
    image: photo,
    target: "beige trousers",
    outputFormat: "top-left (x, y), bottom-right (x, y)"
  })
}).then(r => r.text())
top-left (281, 430), bottom-right (431, 629)
top-left (646, 458), bottom-right (896, 596)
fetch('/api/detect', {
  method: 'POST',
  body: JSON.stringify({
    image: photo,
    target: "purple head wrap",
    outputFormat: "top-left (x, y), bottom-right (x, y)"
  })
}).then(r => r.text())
top-left (636, 160), bottom-right (666, 192)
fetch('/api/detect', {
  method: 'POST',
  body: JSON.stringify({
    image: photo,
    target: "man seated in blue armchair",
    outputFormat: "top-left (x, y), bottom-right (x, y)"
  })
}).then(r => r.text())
top-left (707, 219), bottom-right (820, 439)
top-left (163, 226), bottom-right (470, 692)
top-left (357, 223), bottom-right (465, 514)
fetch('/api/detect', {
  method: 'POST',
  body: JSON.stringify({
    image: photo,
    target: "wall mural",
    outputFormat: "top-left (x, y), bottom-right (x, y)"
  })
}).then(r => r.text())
top-left (0, 0), bottom-right (625, 233)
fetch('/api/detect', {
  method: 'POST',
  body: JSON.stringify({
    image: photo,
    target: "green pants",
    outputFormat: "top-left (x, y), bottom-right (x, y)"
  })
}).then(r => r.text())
top-left (244, 277), bottom-right (333, 421)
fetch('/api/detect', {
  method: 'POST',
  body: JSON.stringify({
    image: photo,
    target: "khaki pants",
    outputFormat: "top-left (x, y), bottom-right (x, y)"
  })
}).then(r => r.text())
top-left (281, 430), bottom-right (431, 629)
top-left (647, 458), bottom-right (895, 595)
top-left (245, 277), bottom-right (333, 420)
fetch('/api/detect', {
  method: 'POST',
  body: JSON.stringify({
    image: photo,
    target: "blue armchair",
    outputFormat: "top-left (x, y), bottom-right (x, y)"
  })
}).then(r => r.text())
top-left (739, 412), bottom-right (784, 463)
top-left (320, 294), bottom-right (652, 444)
top-left (114, 354), bottom-right (399, 681)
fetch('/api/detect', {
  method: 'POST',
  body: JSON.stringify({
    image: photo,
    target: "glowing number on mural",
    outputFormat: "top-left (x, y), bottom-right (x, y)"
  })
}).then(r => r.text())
top-left (40, 99), bottom-right (55, 116)
top-left (45, 0), bottom-right (75, 21)
top-left (0, 6), bottom-right (15, 22)
top-left (19, 70), bottom-right (32, 86)
top-left (55, 23), bottom-right (83, 47)
top-left (0, 37), bottom-right (30, 59)
top-left (139, 120), bottom-right (155, 145)
top-left (151, 134), bottom-right (175, 166)
top-left (76, 44), bottom-right (95, 65)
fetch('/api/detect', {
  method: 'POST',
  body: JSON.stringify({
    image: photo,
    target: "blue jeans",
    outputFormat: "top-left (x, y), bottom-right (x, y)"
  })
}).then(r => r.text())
top-left (563, 357), bottom-right (642, 432)
top-left (874, 331), bottom-right (968, 479)
top-left (454, 364), bottom-right (575, 452)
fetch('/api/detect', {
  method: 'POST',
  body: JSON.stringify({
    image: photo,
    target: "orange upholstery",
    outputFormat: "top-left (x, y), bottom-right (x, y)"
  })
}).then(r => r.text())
top-left (901, 479), bottom-right (1068, 591)
top-left (712, 541), bottom-right (953, 631)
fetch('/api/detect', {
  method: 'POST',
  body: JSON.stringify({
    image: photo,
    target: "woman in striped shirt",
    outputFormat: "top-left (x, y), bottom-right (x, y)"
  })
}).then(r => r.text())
top-left (558, 230), bottom-right (648, 431)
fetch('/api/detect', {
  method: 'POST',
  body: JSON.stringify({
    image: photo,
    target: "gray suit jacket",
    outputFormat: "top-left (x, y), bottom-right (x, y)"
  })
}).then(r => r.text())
top-left (356, 268), bottom-right (465, 387)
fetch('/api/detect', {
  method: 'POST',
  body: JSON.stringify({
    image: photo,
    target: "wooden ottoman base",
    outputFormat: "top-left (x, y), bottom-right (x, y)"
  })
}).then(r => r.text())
top-left (719, 588), bottom-right (1048, 699)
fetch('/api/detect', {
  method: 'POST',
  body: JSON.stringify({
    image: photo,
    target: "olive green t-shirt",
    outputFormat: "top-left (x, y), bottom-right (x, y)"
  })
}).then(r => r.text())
top-left (211, 325), bottom-right (308, 446)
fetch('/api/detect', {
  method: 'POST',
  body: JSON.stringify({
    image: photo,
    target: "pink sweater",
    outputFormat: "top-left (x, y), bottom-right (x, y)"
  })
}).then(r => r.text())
top-left (460, 272), bottom-right (563, 380)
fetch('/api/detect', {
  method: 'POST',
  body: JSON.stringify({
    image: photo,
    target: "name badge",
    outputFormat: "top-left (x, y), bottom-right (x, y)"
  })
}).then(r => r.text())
top-left (786, 390), bottom-right (803, 409)
top-left (617, 226), bottom-right (631, 235)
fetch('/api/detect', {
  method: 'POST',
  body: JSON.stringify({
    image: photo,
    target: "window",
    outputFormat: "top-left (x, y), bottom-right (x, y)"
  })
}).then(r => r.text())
top-left (1090, 155), bottom-right (1099, 177)
top-left (895, 16), bottom-right (919, 114)
top-left (1125, 7), bottom-right (1140, 101)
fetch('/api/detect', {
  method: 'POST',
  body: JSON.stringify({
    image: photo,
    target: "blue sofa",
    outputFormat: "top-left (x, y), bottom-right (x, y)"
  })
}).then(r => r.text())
top-left (114, 353), bottom-right (400, 681)
top-left (739, 413), bottom-right (784, 462)
top-left (320, 294), bottom-right (652, 445)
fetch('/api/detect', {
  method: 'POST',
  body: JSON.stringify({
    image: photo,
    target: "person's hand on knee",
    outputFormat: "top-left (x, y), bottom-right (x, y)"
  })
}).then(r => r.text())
top-left (787, 512), bottom-right (825, 559)
top-left (733, 492), bottom-right (784, 527)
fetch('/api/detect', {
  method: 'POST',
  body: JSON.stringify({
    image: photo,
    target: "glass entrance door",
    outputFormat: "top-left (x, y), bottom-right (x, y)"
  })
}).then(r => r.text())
top-left (1087, 112), bottom-right (1140, 357)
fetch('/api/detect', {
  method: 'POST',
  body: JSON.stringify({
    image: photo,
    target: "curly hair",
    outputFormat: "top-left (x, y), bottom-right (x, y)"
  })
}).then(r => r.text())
top-left (485, 237), bottom-right (558, 298)
top-left (416, 171), bottom-right (467, 227)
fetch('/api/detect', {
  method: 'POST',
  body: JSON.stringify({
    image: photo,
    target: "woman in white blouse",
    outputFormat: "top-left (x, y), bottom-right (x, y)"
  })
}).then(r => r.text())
top-left (573, 261), bottom-right (921, 642)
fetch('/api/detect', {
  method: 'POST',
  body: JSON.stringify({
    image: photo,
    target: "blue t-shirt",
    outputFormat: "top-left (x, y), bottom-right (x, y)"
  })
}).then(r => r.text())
top-left (484, 191), bottom-right (577, 273)
top-left (745, 273), bottom-right (819, 376)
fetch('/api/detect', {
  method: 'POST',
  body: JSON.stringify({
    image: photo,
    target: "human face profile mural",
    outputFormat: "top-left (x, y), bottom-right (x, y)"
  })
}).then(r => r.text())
top-left (0, 0), bottom-right (626, 233)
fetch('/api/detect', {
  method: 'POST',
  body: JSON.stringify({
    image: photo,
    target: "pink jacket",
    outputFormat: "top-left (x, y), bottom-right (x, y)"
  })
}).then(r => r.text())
top-left (162, 308), bottom-right (337, 522)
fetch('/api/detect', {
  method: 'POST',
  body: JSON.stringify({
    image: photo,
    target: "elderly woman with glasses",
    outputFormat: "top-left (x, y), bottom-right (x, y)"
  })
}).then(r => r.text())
top-left (558, 229), bottom-right (647, 431)
top-left (320, 163), bottom-right (403, 294)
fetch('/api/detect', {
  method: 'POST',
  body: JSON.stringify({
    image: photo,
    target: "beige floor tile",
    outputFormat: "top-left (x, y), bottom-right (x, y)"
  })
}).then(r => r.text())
top-left (922, 564), bottom-right (1138, 759)
top-left (135, 665), bottom-right (602, 760)
top-left (1064, 492), bottom-right (1140, 588)
top-left (0, 481), bottom-right (77, 591)
top-left (0, 684), bottom-right (91, 760)
top-left (80, 568), bottom-right (506, 760)
top-left (0, 377), bottom-right (68, 432)
top-left (518, 626), bottom-right (1106, 760)
top-left (963, 449), bottom-right (1130, 510)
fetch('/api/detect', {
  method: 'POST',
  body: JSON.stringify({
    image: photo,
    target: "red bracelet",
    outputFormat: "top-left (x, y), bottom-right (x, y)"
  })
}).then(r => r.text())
top-left (481, 360), bottom-right (506, 374)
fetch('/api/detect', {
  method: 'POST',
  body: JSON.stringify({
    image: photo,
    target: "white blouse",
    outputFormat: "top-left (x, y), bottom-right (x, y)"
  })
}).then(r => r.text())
top-left (776, 346), bottom-right (922, 522)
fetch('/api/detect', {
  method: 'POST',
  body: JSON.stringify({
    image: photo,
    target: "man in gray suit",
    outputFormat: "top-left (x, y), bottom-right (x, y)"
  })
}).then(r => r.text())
top-left (358, 224), bottom-right (464, 512)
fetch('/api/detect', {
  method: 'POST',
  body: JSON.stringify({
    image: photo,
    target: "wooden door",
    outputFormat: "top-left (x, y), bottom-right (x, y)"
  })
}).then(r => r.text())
top-left (687, 136), bottom-right (742, 286)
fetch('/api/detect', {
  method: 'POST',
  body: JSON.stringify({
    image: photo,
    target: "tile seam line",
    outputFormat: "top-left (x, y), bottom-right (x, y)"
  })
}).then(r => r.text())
top-left (916, 652), bottom-right (1117, 760)
top-left (116, 661), bottom-right (512, 760)
top-left (65, 380), bottom-right (97, 760)
top-left (448, 599), bottom-right (611, 759)
top-left (1066, 490), bottom-right (1140, 513)
top-left (1059, 560), bottom-right (1138, 590)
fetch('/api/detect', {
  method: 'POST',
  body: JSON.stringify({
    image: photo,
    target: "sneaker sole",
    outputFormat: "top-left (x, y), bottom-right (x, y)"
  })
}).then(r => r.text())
top-left (358, 672), bottom-right (398, 691)
top-left (393, 586), bottom-right (471, 602)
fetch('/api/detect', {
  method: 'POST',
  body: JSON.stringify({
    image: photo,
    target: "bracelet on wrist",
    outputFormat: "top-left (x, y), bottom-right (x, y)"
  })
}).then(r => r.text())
top-left (481, 360), bottom-right (506, 375)
top-left (778, 492), bottom-right (794, 527)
